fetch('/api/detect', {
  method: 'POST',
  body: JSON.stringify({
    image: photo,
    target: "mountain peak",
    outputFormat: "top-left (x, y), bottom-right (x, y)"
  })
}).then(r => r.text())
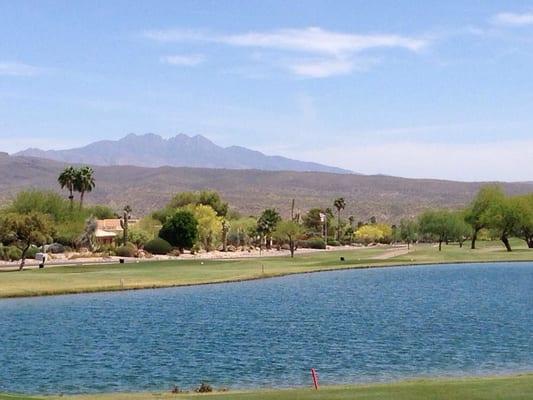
top-left (13, 133), bottom-right (352, 174)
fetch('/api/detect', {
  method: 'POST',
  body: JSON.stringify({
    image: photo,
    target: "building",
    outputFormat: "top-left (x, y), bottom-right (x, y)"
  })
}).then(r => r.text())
top-left (95, 219), bottom-right (139, 245)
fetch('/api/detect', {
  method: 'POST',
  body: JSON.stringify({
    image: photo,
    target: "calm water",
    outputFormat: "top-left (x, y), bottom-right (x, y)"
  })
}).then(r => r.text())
top-left (1, 262), bottom-right (532, 394)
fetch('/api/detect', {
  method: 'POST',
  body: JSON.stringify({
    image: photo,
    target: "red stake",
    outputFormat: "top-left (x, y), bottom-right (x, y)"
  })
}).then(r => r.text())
top-left (311, 368), bottom-right (319, 390)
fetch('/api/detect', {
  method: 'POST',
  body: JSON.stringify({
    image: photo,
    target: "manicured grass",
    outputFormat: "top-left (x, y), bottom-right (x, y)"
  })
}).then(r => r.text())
top-left (4, 374), bottom-right (533, 399)
top-left (0, 241), bottom-right (531, 298)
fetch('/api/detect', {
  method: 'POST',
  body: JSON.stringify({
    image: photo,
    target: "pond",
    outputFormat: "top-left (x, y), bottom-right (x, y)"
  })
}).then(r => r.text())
top-left (0, 262), bottom-right (532, 394)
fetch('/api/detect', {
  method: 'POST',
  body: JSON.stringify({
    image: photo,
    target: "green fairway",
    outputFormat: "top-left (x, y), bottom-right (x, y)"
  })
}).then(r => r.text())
top-left (3, 374), bottom-right (533, 399)
top-left (0, 240), bottom-right (531, 298)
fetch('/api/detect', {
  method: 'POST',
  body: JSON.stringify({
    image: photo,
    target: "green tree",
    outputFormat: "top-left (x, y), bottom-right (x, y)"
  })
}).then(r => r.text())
top-left (168, 190), bottom-right (228, 217)
top-left (228, 217), bottom-right (257, 248)
top-left (7, 190), bottom-right (69, 221)
top-left (398, 219), bottom-right (418, 249)
top-left (0, 212), bottom-right (54, 270)
top-left (74, 166), bottom-right (95, 210)
top-left (486, 196), bottom-right (522, 252)
top-left (512, 194), bottom-right (533, 248)
top-left (333, 197), bottom-right (346, 241)
top-left (128, 228), bottom-right (152, 248)
top-left (450, 212), bottom-right (471, 248)
top-left (159, 210), bottom-right (198, 252)
top-left (273, 220), bottom-right (304, 257)
top-left (418, 210), bottom-right (457, 251)
top-left (185, 204), bottom-right (222, 251)
top-left (465, 185), bottom-right (505, 249)
top-left (257, 208), bottom-right (281, 250)
top-left (303, 208), bottom-right (323, 234)
top-left (57, 166), bottom-right (77, 209)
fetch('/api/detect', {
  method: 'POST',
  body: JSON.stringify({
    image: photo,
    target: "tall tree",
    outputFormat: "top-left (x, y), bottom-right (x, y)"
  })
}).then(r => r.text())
top-left (398, 219), bottom-right (418, 249)
top-left (512, 194), bottom-right (533, 248)
top-left (418, 210), bottom-right (457, 251)
top-left (0, 212), bottom-right (54, 270)
top-left (185, 204), bottom-right (222, 251)
top-left (465, 185), bottom-right (505, 249)
top-left (257, 208), bottom-right (281, 250)
top-left (74, 166), bottom-right (95, 210)
top-left (273, 220), bottom-right (304, 258)
top-left (303, 208), bottom-right (324, 234)
top-left (168, 190), bottom-right (228, 217)
top-left (486, 196), bottom-right (522, 252)
top-left (57, 166), bottom-right (77, 209)
top-left (159, 210), bottom-right (198, 252)
top-left (333, 197), bottom-right (346, 241)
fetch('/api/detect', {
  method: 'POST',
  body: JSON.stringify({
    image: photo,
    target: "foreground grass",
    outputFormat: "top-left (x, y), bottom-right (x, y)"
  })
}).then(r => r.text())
top-left (3, 374), bottom-right (533, 399)
top-left (0, 240), bottom-right (531, 298)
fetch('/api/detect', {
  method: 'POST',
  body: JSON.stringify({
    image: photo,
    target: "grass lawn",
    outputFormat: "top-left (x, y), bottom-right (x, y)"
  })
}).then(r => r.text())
top-left (0, 240), bottom-right (531, 298)
top-left (2, 374), bottom-right (533, 399)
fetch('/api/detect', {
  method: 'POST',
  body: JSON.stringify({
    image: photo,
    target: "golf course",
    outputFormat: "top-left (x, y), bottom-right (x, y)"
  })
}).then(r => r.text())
top-left (1, 240), bottom-right (532, 299)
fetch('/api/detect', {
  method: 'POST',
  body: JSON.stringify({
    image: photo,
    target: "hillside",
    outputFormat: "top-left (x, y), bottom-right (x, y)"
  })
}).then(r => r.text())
top-left (13, 133), bottom-right (350, 174)
top-left (1, 153), bottom-right (532, 221)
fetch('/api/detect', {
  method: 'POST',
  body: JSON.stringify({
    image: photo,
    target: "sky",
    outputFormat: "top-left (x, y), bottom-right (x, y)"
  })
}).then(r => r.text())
top-left (1, 0), bottom-right (532, 182)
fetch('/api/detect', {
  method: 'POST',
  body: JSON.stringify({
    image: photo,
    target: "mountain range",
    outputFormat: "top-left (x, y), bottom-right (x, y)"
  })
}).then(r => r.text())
top-left (1, 152), bottom-right (531, 221)
top-left (14, 133), bottom-right (350, 174)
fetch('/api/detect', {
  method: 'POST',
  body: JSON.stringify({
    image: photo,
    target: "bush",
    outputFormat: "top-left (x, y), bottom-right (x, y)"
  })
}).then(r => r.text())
top-left (116, 242), bottom-right (136, 258)
top-left (327, 239), bottom-right (341, 246)
top-left (159, 210), bottom-right (198, 250)
top-left (26, 246), bottom-right (40, 259)
top-left (195, 383), bottom-right (213, 393)
top-left (128, 228), bottom-right (152, 248)
top-left (306, 238), bottom-right (326, 249)
top-left (0, 245), bottom-right (22, 261)
top-left (144, 238), bottom-right (172, 255)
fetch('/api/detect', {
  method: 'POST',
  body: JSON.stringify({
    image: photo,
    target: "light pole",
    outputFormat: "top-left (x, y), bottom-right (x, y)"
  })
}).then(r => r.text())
top-left (320, 212), bottom-right (327, 248)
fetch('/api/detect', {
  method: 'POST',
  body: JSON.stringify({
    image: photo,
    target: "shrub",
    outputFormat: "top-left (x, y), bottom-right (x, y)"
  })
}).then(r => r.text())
top-left (144, 238), bottom-right (172, 255)
top-left (47, 243), bottom-right (65, 254)
top-left (327, 239), bottom-right (341, 246)
top-left (25, 246), bottom-right (40, 259)
top-left (128, 228), bottom-right (152, 248)
top-left (195, 383), bottom-right (213, 393)
top-left (116, 242), bottom-right (136, 258)
top-left (0, 245), bottom-right (22, 261)
top-left (298, 238), bottom-right (326, 250)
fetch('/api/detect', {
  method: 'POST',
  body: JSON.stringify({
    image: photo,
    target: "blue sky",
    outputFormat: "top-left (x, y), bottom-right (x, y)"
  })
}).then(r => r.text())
top-left (1, 0), bottom-right (532, 181)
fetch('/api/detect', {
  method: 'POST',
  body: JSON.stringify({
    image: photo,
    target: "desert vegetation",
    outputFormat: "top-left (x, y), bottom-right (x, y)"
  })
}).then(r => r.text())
top-left (0, 166), bottom-right (531, 271)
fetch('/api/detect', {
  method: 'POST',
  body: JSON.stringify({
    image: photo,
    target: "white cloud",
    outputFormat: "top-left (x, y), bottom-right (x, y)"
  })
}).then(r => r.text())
top-left (0, 62), bottom-right (41, 76)
top-left (274, 140), bottom-right (533, 182)
top-left (145, 27), bottom-right (428, 55)
top-left (144, 27), bottom-right (428, 78)
top-left (288, 58), bottom-right (354, 78)
top-left (491, 12), bottom-right (533, 26)
top-left (160, 54), bottom-right (205, 66)
top-left (219, 27), bottom-right (427, 55)
top-left (288, 56), bottom-right (380, 78)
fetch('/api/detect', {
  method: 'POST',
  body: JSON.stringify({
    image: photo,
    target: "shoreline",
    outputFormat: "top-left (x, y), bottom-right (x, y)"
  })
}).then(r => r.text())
top-left (1, 257), bottom-right (532, 300)
top-left (4, 372), bottom-right (533, 399)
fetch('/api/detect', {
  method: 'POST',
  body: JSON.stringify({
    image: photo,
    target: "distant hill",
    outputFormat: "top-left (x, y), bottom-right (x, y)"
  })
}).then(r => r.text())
top-left (1, 153), bottom-right (532, 221)
top-left (13, 133), bottom-right (351, 174)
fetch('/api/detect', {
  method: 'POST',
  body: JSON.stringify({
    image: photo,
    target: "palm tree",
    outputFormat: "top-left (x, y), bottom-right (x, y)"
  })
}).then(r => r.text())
top-left (74, 166), bottom-right (95, 210)
top-left (57, 166), bottom-right (77, 209)
top-left (333, 197), bottom-right (346, 241)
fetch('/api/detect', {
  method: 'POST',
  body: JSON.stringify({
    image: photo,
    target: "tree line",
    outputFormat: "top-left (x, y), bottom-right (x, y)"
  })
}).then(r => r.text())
top-left (0, 165), bottom-right (531, 270)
